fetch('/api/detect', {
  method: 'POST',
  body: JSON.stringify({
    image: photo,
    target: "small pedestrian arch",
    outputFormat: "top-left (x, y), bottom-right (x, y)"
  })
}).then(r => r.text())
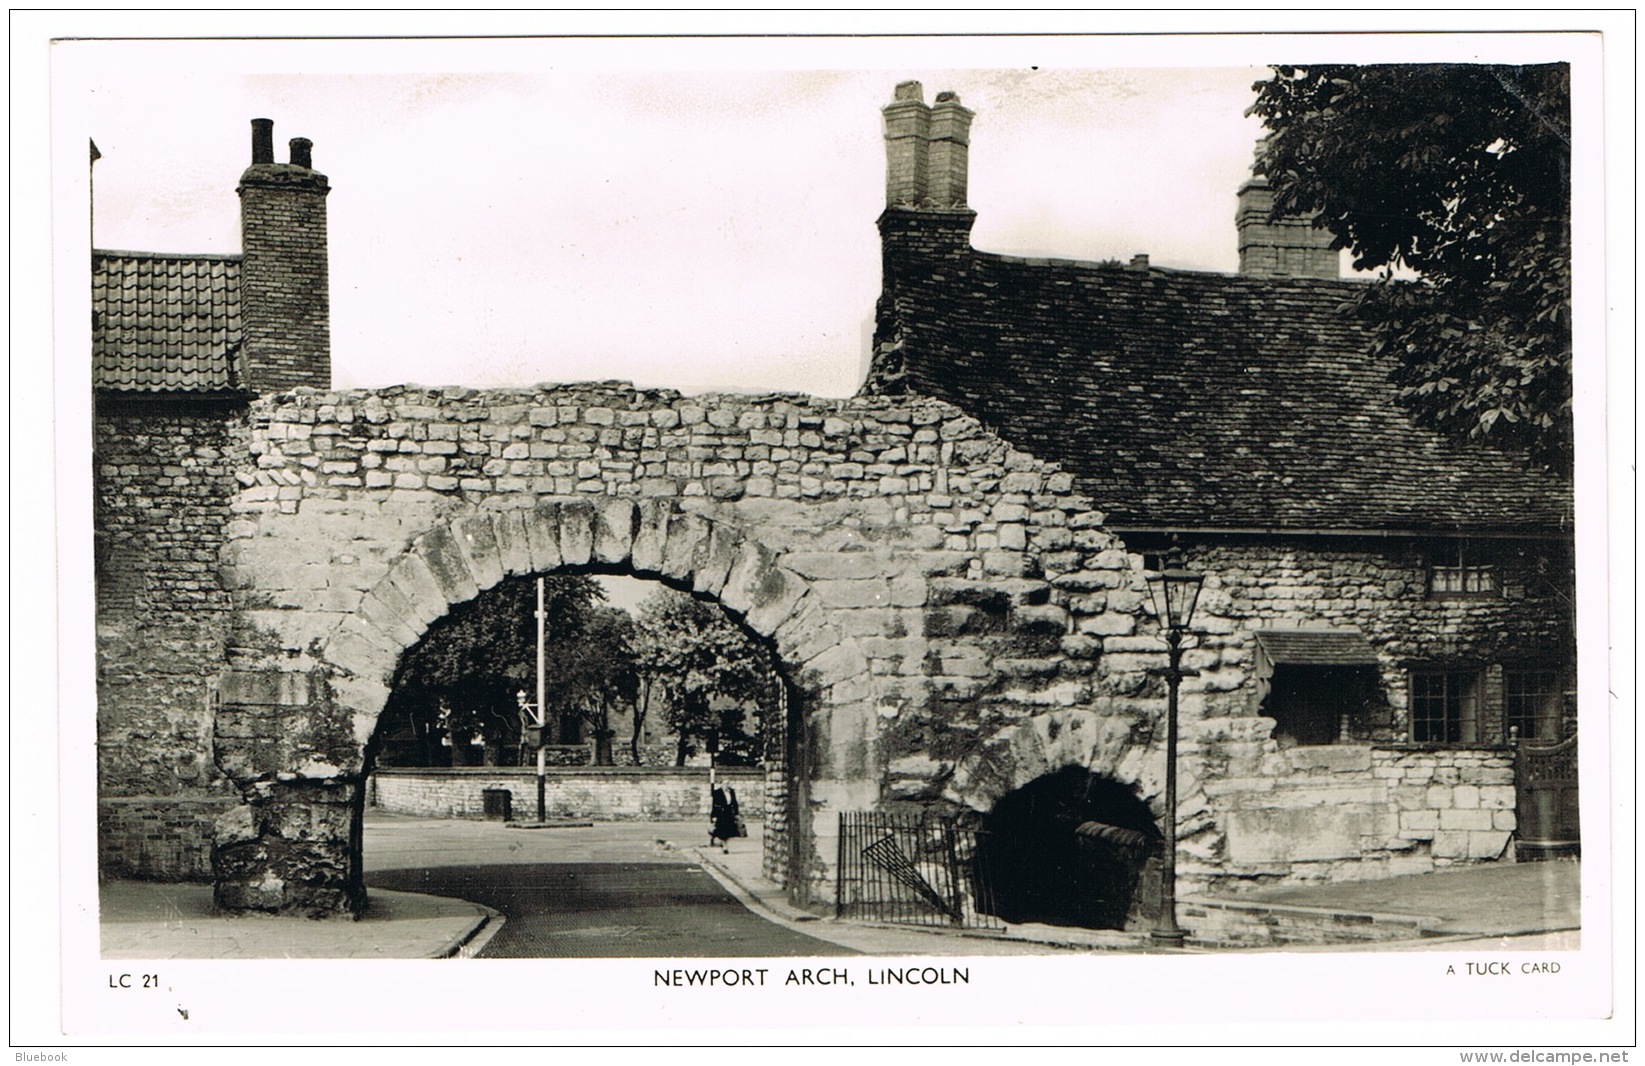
top-left (940, 708), bottom-right (1219, 930)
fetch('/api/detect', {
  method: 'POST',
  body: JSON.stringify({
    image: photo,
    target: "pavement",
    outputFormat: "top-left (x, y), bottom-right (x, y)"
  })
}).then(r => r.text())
top-left (99, 812), bottom-right (1582, 959)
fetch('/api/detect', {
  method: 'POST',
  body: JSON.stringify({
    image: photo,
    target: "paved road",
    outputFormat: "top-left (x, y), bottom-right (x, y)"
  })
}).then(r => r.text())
top-left (367, 862), bottom-right (857, 958)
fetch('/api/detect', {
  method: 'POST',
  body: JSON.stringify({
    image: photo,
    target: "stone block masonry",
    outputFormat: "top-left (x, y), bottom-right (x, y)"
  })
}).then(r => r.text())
top-left (1211, 746), bottom-right (1516, 889)
top-left (207, 380), bottom-right (1160, 911)
top-left (102, 376), bottom-right (1540, 913)
top-left (95, 398), bottom-right (248, 879)
top-left (1183, 539), bottom-right (1573, 749)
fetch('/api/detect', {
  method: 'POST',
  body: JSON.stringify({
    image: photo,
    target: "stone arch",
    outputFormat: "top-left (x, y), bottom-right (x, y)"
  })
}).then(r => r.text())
top-left (320, 497), bottom-right (857, 757)
top-left (941, 708), bottom-right (1216, 858)
top-left (213, 498), bottom-right (869, 914)
top-left (973, 765), bottom-right (1163, 930)
top-left (941, 708), bottom-right (1220, 929)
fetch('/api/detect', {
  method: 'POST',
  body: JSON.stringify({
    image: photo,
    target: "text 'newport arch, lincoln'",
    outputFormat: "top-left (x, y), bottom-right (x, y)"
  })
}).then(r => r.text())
top-left (209, 381), bottom-right (1171, 915)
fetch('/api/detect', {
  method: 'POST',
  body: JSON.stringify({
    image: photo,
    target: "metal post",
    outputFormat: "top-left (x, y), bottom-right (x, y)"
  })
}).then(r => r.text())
top-left (835, 812), bottom-right (846, 920)
top-left (536, 576), bottom-right (546, 823)
top-left (1154, 626), bottom-right (1186, 948)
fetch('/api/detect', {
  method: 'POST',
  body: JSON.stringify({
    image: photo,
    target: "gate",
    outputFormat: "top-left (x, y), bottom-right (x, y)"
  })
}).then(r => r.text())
top-left (1515, 733), bottom-right (1580, 860)
top-left (835, 812), bottom-right (1002, 930)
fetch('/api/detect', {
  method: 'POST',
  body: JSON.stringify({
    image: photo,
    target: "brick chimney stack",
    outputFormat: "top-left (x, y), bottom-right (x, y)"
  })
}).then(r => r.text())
top-left (872, 83), bottom-right (979, 395)
top-left (1236, 141), bottom-right (1338, 279)
top-left (237, 118), bottom-right (331, 393)
top-left (882, 81), bottom-right (931, 207)
top-left (877, 82), bottom-right (977, 265)
top-left (925, 91), bottom-right (973, 208)
top-left (881, 82), bottom-right (975, 210)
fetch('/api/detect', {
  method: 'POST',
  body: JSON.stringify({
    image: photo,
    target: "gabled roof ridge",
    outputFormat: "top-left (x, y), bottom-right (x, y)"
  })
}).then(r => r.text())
top-left (93, 248), bottom-right (243, 262)
top-left (970, 246), bottom-right (1371, 288)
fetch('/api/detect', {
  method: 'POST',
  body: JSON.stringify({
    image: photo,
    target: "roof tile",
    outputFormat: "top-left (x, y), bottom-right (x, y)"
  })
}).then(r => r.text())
top-left (890, 252), bottom-right (1572, 534)
top-left (93, 251), bottom-right (244, 393)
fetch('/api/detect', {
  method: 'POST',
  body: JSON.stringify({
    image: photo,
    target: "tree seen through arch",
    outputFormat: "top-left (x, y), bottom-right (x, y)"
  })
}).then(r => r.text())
top-left (372, 573), bottom-right (778, 769)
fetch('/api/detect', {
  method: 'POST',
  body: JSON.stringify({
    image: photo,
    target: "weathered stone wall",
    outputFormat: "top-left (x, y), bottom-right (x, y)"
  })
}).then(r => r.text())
top-left (370, 767), bottom-right (765, 821)
top-left (97, 796), bottom-right (237, 882)
top-left (922, 532), bottom-right (1562, 894)
top-left (1209, 745), bottom-right (1516, 890)
top-left (1181, 537), bottom-right (1575, 743)
top-left (94, 399), bottom-right (247, 878)
top-left (1374, 746), bottom-right (1519, 862)
top-left (1125, 538), bottom-right (1560, 891)
top-left (211, 381), bottom-right (1159, 912)
top-left (95, 385), bottom-right (1554, 910)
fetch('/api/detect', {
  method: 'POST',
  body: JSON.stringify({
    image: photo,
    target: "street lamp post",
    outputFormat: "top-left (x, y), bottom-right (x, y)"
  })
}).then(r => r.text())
top-left (1145, 543), bottom-right (1204, 949)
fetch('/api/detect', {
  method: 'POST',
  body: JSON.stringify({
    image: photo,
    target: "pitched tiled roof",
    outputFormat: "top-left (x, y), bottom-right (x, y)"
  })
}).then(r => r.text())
top-left (1255, 629), bottom-right (1379, 666)
top-left (93, 251), bottom-right (244, 392)
top-left (885, 250), bottom-right (1573, 535)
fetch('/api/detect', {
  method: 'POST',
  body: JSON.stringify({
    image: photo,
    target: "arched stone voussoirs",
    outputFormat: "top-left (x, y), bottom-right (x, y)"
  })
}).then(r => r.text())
top-left (321, 498), bottom-right (844, 752)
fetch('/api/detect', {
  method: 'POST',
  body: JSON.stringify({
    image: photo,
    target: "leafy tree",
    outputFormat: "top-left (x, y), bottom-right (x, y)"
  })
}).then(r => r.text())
top-left (546, 605), bottom-right (641, 765)
top-left (632, 587), bottom-right (779, 767)
top-left (1248, 63), bottom-right (1571, 468)
top-left (379, 575), bottom-right (609, 765)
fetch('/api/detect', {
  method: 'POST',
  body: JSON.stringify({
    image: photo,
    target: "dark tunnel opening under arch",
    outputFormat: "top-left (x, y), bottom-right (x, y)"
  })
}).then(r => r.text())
top-left (974, 765), bottom-right (1164, 931)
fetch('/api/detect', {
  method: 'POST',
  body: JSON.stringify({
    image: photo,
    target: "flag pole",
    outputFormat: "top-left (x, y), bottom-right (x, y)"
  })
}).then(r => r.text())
top-left (536, 575), bottom-right (546, 823)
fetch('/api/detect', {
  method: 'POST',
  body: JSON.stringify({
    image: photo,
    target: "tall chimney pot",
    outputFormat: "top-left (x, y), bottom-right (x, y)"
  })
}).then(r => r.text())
top-left (251, 118), bottom-right (274, 165)
top-left (1236, 138), bottom-right (1338, 279)
top-left (238, 119), bottom-right (331, 393)
top-left (926, 92), bottom-right (973, 207)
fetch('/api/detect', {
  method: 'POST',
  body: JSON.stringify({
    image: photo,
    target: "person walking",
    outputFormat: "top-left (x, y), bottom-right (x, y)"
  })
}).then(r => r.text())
top-left (709, 781), bottom-right (741, 852)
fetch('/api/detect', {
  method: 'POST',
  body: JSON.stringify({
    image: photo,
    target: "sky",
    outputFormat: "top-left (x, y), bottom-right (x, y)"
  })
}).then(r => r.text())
top-left (63, 41), bottom-right (1282, 615)
top-left (67, 38), bottom-right (1278, 398)
top-left (53, 30), bottom-right (1606, 618)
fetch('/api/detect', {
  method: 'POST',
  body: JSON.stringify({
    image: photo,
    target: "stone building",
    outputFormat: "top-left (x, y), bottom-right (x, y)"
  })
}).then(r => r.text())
top-left (866, 82), bottom-right (1577, 889)
top-left (93, 116), bottom-right (1173, 913)
top-left (91, 85), bottom-right (1576, 922)
top-left (93, 120), bottom-right (331, 880)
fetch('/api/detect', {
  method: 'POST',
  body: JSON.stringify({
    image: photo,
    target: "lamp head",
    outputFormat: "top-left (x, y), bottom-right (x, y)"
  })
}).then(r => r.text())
top-left (1146, 542), bottom-right (1205, 632)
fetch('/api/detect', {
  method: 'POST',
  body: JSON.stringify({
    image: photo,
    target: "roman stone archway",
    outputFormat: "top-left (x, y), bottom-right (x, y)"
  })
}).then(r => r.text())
top-left (206, 382), bottom-right (1166, 914)
top-left (213, 500), bottom-right (854, 913)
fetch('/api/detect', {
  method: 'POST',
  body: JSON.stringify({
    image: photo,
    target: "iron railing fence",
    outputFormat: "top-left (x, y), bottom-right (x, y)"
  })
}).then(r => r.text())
top-left (835, 811), bottom-right (1003, 930)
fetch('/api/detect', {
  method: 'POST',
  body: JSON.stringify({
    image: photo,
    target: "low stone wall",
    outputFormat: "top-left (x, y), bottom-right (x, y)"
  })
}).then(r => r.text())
top-left (1180, 896), bottom-right (1442, 948)
top-left (369, 767), bottom-right (765, 821)
top-left (98, 795), bottom-right (238, 882)
top-left (1374, 745), bottom-right (1518, 861)
top-left (1208, 744), bottom-right (1516, 890)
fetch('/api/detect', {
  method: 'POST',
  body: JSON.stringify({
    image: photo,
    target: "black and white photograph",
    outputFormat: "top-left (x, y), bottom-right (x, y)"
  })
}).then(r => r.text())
top-left (15, 12), bottom-right (1632, 1053)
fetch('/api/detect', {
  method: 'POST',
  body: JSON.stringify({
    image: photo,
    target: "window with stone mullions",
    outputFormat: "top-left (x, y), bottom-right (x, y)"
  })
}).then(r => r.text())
top-left (1505, 669), bottom-right (1562, 741)
top-left (1409, 669), bottom-right (1481, 744)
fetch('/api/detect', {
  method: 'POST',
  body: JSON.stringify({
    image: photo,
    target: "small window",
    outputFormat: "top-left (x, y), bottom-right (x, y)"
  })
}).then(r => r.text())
top-left (1505, 669), bottom-right (1563, 741)
top-left (1430, 564), bottom-right (1498, 595)
top-left (1409, 669), bottom-right (1481, 743)
top-left (1429, 543), bottom-right (1498, 597)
